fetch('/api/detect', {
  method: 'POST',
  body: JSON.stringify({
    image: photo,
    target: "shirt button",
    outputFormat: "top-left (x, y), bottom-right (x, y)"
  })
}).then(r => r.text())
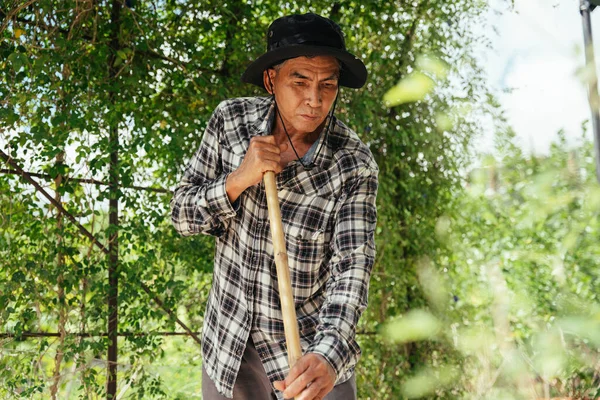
top-left (246, 287), bottom-right (253, 297)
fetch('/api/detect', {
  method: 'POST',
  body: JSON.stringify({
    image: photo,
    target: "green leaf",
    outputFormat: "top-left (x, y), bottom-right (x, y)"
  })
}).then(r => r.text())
top-left (383, 72), bottom-right (435, 107)
top-left (382, 309), bottom-right (441, 343)
top-left (11, 271), bottom-right (26, 283)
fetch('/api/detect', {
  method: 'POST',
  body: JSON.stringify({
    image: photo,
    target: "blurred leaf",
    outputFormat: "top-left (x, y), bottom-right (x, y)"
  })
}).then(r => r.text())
top-left (402, 366), bottom-right (457, 399)
top-left (435, 112), bottom-right (453, 132)
top-left (383, 72), bottom-right (435, 107)
top-left (416, 55), bottom-right (449, 80)
top-left (383, 309), bottom-right (441, 344)
top-left (532, 330), bottom-right (567, 379)
top-left (416, 257), bottom-right (449, 309)
top-left (558, 316), bottom-right (600, 347)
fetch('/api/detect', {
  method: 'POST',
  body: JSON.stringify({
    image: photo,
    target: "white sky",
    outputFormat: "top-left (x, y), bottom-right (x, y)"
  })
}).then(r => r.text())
top-left (476, 0), bottom-right (597, 155)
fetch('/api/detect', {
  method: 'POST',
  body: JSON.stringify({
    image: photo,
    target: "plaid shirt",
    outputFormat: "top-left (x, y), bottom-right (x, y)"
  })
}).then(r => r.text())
top-left (170, 96), bottom-right (378, 399)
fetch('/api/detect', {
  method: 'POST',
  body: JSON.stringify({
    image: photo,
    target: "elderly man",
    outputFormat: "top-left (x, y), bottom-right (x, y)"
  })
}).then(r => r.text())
top-left (171, 12), bottom-right (378, 400)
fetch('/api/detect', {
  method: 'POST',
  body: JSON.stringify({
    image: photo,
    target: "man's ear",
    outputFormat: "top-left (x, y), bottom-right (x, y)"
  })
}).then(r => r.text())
top-left (263, 69), bottom-right (275, 94)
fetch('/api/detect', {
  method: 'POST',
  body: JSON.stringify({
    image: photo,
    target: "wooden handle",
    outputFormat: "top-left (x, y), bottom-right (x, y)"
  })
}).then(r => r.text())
top-left (263, 171), bottom-right (303, 368)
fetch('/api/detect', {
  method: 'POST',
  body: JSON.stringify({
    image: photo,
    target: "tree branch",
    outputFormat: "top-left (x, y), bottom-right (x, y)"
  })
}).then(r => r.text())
top-left (0, 9), bottom-right (224, 76)
top-left (397, 0), bottom-right (429, 75)
top-left (0, 168), bottom-right (171, 193)
top-left (0, 330), bottom-right (378, 338)
top-left (330, 2), bottom-right (342, 20)
top-left (0, 149), bottom-right (202, 347)
top-left (218, 1), bottom-right (243, 77)
top-left (1, 149), bottom-right (110, 253)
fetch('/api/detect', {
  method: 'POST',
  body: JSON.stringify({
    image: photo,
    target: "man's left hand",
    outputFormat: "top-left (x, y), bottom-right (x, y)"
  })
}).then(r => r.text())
top-left (273, 353), bottom-right (336, 400)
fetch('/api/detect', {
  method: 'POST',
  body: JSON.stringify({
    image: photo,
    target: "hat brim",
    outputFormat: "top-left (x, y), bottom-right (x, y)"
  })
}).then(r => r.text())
top-left (241, 45), bottom-right (367, 90)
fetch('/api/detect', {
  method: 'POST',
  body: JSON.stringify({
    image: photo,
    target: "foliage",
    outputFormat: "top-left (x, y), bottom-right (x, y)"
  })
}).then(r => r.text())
top-left (379, 126), bottom-right (600, 399)
top-left (0, 0), bottom-right (517, 398)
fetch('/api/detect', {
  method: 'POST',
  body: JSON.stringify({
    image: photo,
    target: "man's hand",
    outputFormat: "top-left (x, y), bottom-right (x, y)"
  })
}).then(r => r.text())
top-left (273, 353), bottom-right (336, 400)
top-left (226, 136), bottom-right (287, 202)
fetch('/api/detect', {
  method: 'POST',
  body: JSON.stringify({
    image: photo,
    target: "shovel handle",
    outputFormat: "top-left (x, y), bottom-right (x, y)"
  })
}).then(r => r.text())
top-left (263, 171), bottom-right (303, 368)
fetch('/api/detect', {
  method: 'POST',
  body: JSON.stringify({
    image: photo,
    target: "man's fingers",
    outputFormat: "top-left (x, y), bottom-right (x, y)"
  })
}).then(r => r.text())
top-left (283, 369), bottom-right (318, 398)
top-left (273, 380), bottom-right (286, 391)
top-left (261, 160), bottom-right (282, 174)
top-left (253, 144), bottom-right (283, 171)
top-left (247, 136), bottom-right (288, 175)
top-left (230, 134), bottom-right (288, 191)
top-left (251, 145), bottom-right (281, 158)
top-left (278, 354), bottom-right (337, 399)
top-left (250, 135), bottom-right (289, 154)
top-left (314, 387), bottom-right (329, 400)
top-left (250, 135), bottom-right (277, 145)
top-left (295, 379), bottom-right (323, 400)
top-left (250, 136), bottom-right (285, 155)
top-left (285, 357), bottom-right (309, 386)
top-left (256, 147), bottom-right (282, 160)
top-left (250, 147), bottom-right (282, 174)
top-left (298, 384), bottom-right (329, 400)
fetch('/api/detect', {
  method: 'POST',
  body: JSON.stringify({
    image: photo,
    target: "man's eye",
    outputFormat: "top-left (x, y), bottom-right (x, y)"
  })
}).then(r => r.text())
top-left (294, 81), bottom-right (305, 86)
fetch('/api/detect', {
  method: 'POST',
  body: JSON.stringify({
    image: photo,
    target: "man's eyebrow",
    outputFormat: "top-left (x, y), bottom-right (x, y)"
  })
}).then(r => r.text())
top-left (289, 71), bottom-right (339, 81)
top-left (321, 73), bottom-right (339, 82)
top-left (290, 71), bottom-right (309, 79)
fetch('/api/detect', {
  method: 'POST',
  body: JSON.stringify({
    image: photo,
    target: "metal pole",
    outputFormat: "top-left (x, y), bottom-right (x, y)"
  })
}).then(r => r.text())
top-left (107, 1), bottom-right (122, 397)
top-left (580, 0), bottom-right (600, 183)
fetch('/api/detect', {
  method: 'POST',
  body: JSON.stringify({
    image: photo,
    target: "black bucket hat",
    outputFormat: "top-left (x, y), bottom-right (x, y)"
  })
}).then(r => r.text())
top-left (241, 13), bottom-right (367, 90)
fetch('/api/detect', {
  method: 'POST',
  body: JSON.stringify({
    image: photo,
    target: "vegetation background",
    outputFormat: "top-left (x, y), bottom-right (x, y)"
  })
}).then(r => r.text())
top-left (1, 0), bottom-right (599, 398)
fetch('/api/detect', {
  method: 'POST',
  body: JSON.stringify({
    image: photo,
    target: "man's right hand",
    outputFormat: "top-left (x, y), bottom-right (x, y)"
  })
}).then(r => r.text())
top-left (226, 136), bottom-right (288, 203)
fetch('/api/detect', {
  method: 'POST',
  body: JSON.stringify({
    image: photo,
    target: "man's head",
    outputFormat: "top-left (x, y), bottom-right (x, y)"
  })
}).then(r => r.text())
top-left (241, 13), bottom-right (367, 91)
top-left (263, 55), bottom-right (340, 134)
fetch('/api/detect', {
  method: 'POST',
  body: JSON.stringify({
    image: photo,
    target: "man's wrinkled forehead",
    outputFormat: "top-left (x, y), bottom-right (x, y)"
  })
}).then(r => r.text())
top-left (272, 56), bottom-right (342, 79)
top-left (289, 70), bottom-right (339, 82)
top-left (273, 55), bottom-right (341, 71)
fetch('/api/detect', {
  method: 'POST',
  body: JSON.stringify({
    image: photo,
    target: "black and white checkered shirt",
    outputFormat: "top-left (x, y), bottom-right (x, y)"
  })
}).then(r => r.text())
top-left (170, 96), bottom-right (378, 399)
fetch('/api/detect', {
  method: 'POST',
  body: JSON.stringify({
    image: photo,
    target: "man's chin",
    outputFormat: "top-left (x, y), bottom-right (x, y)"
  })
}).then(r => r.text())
top-left (293, 119), bottom-right (327, 135)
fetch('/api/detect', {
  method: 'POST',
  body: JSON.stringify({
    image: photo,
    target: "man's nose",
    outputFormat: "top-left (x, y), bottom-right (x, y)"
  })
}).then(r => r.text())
top-left (305, 85), bottom-right (322, 107)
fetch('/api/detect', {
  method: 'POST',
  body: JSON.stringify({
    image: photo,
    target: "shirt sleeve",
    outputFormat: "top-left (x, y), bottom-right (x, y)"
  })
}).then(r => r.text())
top-left (306, 164), bottom-right (378, 380)
top-left (170, 103), bottom-right (240, 237)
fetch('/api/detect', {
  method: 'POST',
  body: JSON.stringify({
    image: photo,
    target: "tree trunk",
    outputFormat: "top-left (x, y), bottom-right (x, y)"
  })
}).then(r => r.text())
top-left (107, 0), bottom-right (122, 397)
top-left (50, 151), bottom-right (66, 399)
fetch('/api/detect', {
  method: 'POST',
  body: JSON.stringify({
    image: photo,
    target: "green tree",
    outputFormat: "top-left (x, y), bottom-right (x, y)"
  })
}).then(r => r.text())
top-left (1, 0), bottom-right (505, 397)
top-left (381, 125), bottom-right (600, 398)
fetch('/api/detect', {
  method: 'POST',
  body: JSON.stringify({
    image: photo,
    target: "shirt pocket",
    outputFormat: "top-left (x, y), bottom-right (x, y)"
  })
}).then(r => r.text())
top-left (283, 223), bottom-right (328, 304)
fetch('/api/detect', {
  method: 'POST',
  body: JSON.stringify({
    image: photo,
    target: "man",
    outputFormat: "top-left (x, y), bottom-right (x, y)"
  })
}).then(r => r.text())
top-left (170, 13), bottom-right (378, 400)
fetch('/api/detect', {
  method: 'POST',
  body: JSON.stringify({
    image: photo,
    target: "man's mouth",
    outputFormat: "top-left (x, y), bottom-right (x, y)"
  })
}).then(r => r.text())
top-left (300, 114), bottom-right (320, 121)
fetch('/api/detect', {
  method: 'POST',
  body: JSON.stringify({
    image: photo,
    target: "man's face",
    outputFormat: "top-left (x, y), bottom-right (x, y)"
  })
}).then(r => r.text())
top-left (263, 55), bottom-right (340, 136)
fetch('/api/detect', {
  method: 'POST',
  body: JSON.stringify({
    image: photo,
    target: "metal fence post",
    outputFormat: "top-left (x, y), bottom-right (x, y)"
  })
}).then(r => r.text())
top-left (580, 0), bottom-right (600, 183)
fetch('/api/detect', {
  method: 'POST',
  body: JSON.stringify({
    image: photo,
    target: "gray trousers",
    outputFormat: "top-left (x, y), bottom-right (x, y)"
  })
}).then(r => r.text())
top-left (202, 337), bottom-right (356, 400)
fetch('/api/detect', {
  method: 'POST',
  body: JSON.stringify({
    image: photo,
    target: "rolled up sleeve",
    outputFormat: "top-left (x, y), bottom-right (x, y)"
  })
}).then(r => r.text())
top-left (170, 104), bottom-right (239, 237)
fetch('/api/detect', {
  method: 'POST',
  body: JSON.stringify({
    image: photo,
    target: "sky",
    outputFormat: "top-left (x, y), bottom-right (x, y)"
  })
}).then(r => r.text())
top-left (476, 0), bottom-right (598, 155)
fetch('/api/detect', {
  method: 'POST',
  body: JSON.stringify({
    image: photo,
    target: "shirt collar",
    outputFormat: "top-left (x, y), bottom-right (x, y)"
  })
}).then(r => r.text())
top-left (250, 97), bottom-right (276, 136)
